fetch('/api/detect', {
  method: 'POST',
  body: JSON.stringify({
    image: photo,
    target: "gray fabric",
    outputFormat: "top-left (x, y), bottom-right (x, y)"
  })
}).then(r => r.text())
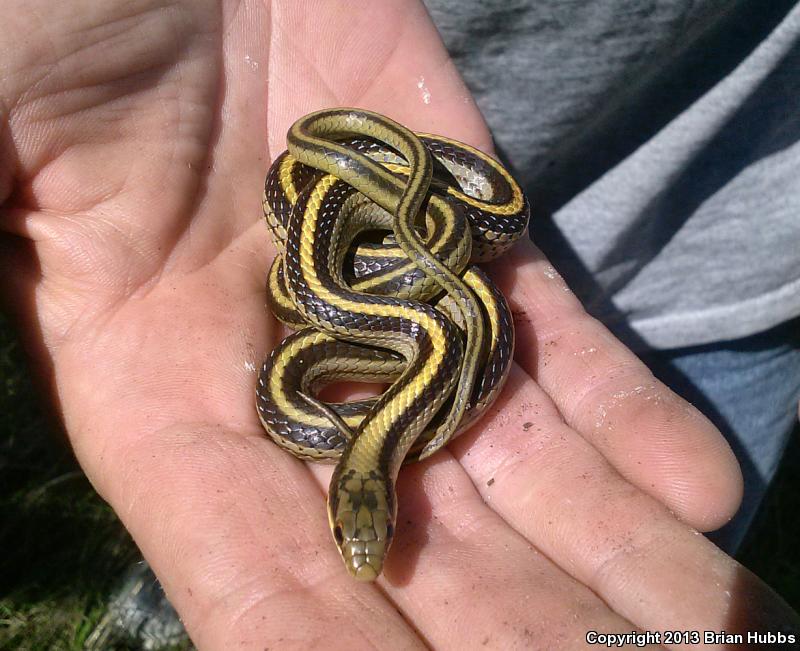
top-left (424, 0), bottom-right (800, 350)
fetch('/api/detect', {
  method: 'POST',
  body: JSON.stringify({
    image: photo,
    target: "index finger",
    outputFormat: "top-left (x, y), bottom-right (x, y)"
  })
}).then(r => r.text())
top-left (487, 239), bottom-right (743, 531)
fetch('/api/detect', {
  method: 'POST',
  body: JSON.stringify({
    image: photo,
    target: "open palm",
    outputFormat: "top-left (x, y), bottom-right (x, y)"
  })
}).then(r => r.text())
top-left (1, 1), bottom-right (797, 648)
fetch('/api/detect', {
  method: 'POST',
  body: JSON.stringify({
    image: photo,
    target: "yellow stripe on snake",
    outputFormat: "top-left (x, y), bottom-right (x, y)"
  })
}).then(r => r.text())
top-left (258, 108), bottom-right (529, 581)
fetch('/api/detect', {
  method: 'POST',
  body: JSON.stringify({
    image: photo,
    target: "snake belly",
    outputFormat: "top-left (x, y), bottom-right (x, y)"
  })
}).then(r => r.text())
top-left (257, 108), bottom-right (529, 581)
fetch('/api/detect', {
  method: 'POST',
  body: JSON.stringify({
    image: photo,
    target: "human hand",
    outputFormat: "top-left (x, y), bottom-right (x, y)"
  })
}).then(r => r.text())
top-left (1, 1), bottom-right (797, 648)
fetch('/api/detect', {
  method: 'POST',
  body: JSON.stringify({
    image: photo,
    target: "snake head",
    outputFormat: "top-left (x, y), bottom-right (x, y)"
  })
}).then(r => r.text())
top-left (328, 468), bottom-right (396, 581)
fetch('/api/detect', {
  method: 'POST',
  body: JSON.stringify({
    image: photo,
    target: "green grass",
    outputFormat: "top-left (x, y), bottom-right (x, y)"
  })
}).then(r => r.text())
top-left (0, 314), bottom-right (145, 650)
top-left (0, 313), bottom-right (797, 649)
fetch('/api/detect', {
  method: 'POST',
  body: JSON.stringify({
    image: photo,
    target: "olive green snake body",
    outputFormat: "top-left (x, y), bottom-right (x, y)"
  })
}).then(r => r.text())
top-left (258, 108), bottom-right (529, 580)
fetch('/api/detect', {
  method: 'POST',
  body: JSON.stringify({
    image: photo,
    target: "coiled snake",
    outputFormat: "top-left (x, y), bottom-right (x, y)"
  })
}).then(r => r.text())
top-left (257, 108), bottom-right (529, 580)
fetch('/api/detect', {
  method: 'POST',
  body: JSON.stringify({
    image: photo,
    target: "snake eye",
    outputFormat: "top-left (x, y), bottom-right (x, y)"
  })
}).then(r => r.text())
top-left (333, 523), bottom-right (344, 545)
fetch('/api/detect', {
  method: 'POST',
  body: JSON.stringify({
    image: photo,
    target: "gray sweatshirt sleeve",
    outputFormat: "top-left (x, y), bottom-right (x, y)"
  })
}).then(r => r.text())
top-left (424, 0), bottom-right (800, 349)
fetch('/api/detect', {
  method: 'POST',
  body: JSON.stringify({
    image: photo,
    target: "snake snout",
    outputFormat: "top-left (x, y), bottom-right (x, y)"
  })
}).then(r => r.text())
top-left (332, 512), bottom-right (392, 581)
top-left (343, 537), bottom-right (387, 582)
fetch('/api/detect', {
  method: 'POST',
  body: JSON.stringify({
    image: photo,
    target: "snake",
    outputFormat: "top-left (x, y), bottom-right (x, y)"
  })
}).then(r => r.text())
top-left (257, 108), bottom-right (529, 581)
